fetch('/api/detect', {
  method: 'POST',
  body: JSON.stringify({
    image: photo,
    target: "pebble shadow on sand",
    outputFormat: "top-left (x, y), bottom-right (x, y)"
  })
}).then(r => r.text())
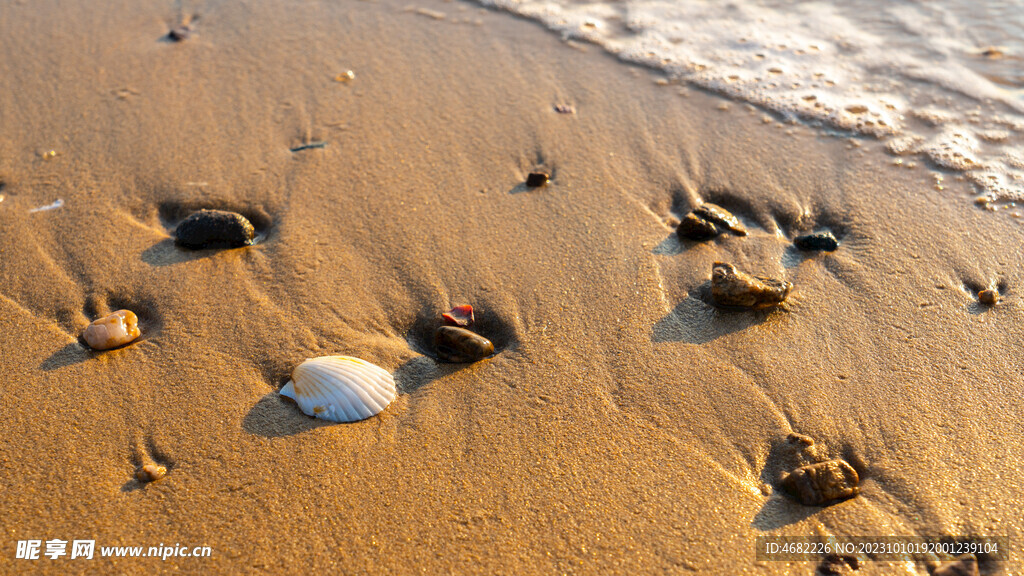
top-left (40, 342), bottom-right (93, 371)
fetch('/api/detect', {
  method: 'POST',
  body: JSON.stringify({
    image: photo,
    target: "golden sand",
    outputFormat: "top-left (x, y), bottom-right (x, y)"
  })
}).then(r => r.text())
top-left (0, 0), bottom-right (1021, 573)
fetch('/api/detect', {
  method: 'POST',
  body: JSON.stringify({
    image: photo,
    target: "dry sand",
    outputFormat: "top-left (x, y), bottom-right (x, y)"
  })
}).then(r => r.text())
top-left (0, 0), bottom-right (1022, 574)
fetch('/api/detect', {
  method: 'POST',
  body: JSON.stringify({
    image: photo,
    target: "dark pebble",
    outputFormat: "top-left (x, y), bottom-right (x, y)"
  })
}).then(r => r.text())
top-left (168, 26), bottom-right (191, 41)
top-left (677, 202), bottom-right (746, 240)
top-left (525, 172), bottom-right (549, 187)
top-left (677, 212), bottom-right (720, 240)
top-left (434, 326), bottom-right (494, 363)
top-left (174, 209), bottom-right (256, 249)
top-left (794, 231), bottom-right (839, 252)
top-left (779, 460), bottom-right (859, 506)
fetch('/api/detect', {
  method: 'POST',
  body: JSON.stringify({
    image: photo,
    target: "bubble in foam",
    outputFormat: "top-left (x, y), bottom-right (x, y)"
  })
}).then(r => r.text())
top-left (925, 128), bottom-right (979, 171)
top-left (887, 135), bottom-right (924, 156)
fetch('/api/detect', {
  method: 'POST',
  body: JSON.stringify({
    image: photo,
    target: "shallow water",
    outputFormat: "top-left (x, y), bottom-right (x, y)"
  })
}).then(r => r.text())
top-left (477, 0), bottom-right (1024, 204)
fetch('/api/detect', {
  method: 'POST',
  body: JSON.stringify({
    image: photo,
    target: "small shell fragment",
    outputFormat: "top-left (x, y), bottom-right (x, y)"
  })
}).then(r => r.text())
top-left (135, 463), bottom-right (167, 483)
top-left (280, 356), bottom-right (396, 423)
top-left (83, 310), bottom-right (141, 350)
top-left (779, 460), bottom-right (859, 506)
top-left (434, 326), bottom-right (494, 363)
top-left (174, 209), bottom-right (255, 249)
top-left (677, 203), bottom-right (747, 240)
top-left (442, 305), bottom-right (475, 327)
top-left (710, 262), bottom-right (792, 309)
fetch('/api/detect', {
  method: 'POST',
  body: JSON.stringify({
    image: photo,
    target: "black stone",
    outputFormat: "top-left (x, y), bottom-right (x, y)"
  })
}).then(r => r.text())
top-left (525, 172), bottom-right (549, 187)
top-left (168, 26), bottom-right (191, 42)
top-left (677, 213), bottom-right (719, 240)
top-left (174, 209), bottom-right (255, 249)
top-left (793, 231), bottom-right (839, 252)
top-left (677, 202), bottom-right (747, 240)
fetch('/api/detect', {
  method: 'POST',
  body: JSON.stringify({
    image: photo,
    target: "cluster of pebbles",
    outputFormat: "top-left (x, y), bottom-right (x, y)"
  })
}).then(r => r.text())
top-left (675, 201), bottom-right (1002, 312)
top-left (77, 197), bottom-right (998, 502)
top-left (677, 202), bottom-right (808, 310)
top-left (79, 209), bottom-right (498, 445)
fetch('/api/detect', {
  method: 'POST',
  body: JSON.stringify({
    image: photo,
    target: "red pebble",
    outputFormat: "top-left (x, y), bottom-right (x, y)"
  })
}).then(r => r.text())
top-left (442, 305), bottom-right (474, 327)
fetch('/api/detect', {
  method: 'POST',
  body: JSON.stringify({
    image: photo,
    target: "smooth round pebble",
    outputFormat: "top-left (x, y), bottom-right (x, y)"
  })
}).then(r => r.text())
top-left (83, 310), bottom-right (140, 351)
top-left (174, 209), bottom-right (255, 249)
top-left (434, 326), bottom-right (494, 363)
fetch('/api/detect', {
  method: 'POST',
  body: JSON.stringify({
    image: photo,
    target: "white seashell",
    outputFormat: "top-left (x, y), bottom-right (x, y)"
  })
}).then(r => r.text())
top-left (280, 356), bottom-right (396, 423)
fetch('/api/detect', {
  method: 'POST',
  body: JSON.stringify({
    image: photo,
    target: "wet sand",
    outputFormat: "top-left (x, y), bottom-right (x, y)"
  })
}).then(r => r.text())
top-left (0, 0), bottom-right (1022, 574)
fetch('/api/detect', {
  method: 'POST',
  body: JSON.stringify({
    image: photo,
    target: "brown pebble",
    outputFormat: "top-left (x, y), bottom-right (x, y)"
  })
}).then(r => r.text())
top-left (434, 326), bottom-right (494, 363)
top-left (978, 289), bottom-right (999, 306)
top-left (135, 463), bottom-right (167, 483)
top-left (525, 172), bottom-right (550, 187)
top-left (779, 459), bottom-right (859, 506)
top-left (933, 554), bottom-right (979, 576)
top-left (710, 262), bottom-right (792, 309)
top-left (677, 202), bottom-right (747, 240)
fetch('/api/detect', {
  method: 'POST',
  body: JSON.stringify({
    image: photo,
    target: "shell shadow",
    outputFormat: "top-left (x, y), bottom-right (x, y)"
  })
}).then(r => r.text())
top-left (752, 435), bottom-right (824, 529)
top-left (40, 342), bottom-right (94, 371)
top-left (393, 355), bottom-right (475, 394)
top-left (242, 392), bottom-right (335, 438)
top-left (651, 282), bottom-right (778, 344)
top-left (121, 478), bottom-right (144, 493)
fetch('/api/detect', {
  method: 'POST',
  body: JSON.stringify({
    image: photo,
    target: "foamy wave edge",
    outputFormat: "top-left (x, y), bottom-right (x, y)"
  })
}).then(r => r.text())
top-left (478, 0), bottom-right (1024, 207)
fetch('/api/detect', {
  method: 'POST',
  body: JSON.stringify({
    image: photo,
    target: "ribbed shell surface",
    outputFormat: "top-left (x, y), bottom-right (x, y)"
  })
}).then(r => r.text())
top-left (280, 356), bottom-right (397, 423)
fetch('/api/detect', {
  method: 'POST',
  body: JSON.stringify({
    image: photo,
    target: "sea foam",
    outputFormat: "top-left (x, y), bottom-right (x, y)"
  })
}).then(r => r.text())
top-left (478, 0), bottom-right (1024, 205)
